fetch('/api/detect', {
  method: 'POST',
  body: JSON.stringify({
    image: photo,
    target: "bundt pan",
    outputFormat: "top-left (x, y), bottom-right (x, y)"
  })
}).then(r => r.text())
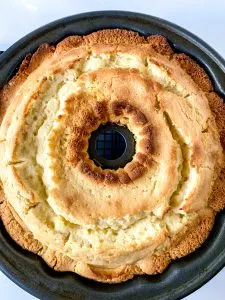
top-left (0, 11), bottom-right (224, 300)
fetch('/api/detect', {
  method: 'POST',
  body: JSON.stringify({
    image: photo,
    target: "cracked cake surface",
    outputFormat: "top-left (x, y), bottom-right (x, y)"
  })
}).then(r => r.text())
top-left (0, 29), bottom-right (224, 283)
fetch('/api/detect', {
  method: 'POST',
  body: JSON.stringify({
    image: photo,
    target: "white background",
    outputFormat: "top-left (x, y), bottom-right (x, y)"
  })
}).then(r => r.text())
top-left (0, 0), bottom-right (224, 299)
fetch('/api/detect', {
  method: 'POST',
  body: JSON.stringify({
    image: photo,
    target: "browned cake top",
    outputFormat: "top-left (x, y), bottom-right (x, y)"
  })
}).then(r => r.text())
top-left (0, 29), bottom-right (224, 283)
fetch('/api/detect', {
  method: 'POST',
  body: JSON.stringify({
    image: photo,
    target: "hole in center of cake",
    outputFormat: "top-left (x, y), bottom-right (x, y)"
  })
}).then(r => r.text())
top-left (88, 122), bottom-right (136, 169)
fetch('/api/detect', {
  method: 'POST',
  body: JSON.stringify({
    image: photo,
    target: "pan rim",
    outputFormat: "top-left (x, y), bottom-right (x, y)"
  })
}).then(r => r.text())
top-left (0, 10), bottom-right (224, 300)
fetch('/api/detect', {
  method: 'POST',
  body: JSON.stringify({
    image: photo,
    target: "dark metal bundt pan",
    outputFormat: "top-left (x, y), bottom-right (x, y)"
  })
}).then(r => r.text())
top-left (0, 11), bottom-right (224, 300)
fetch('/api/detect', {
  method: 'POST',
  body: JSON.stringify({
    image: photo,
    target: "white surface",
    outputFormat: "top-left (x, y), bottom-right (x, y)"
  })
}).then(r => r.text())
top-left (0, 0), bottom-right (224, 299)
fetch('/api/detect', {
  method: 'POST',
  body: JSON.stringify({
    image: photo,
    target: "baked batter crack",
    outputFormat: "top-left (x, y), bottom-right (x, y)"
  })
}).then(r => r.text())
top-left (164, 112), bottom-right (190, 208)
top-left (7, 160), bottom-right (25, 165)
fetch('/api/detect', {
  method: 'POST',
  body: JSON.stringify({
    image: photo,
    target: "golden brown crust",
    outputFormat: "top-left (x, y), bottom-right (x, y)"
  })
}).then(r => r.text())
top-left (170, 210), bottom-right (215, 259)
top-left (207, 91), bottom-right (225, 147)
top-left (0, 28), bottom-right (224, 284)
top-left (83, 29), bottom-right (146, 45)
top-left (137, 252), bottom-right (171, 275)
top-left (55, 36), bottom-right (84, 54)
top-left (146, 35), bottom-right (174, 56)
top-left (209, 167), bottom-right (225, 211)
top-left (173, 53), bottom-right (213, 92)
top-left (0, 199), bottom-right (43, 254)
top-left (67, 97), bottom-right (153, 184)
top-left (74, 264), bottom-right (140, 283)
